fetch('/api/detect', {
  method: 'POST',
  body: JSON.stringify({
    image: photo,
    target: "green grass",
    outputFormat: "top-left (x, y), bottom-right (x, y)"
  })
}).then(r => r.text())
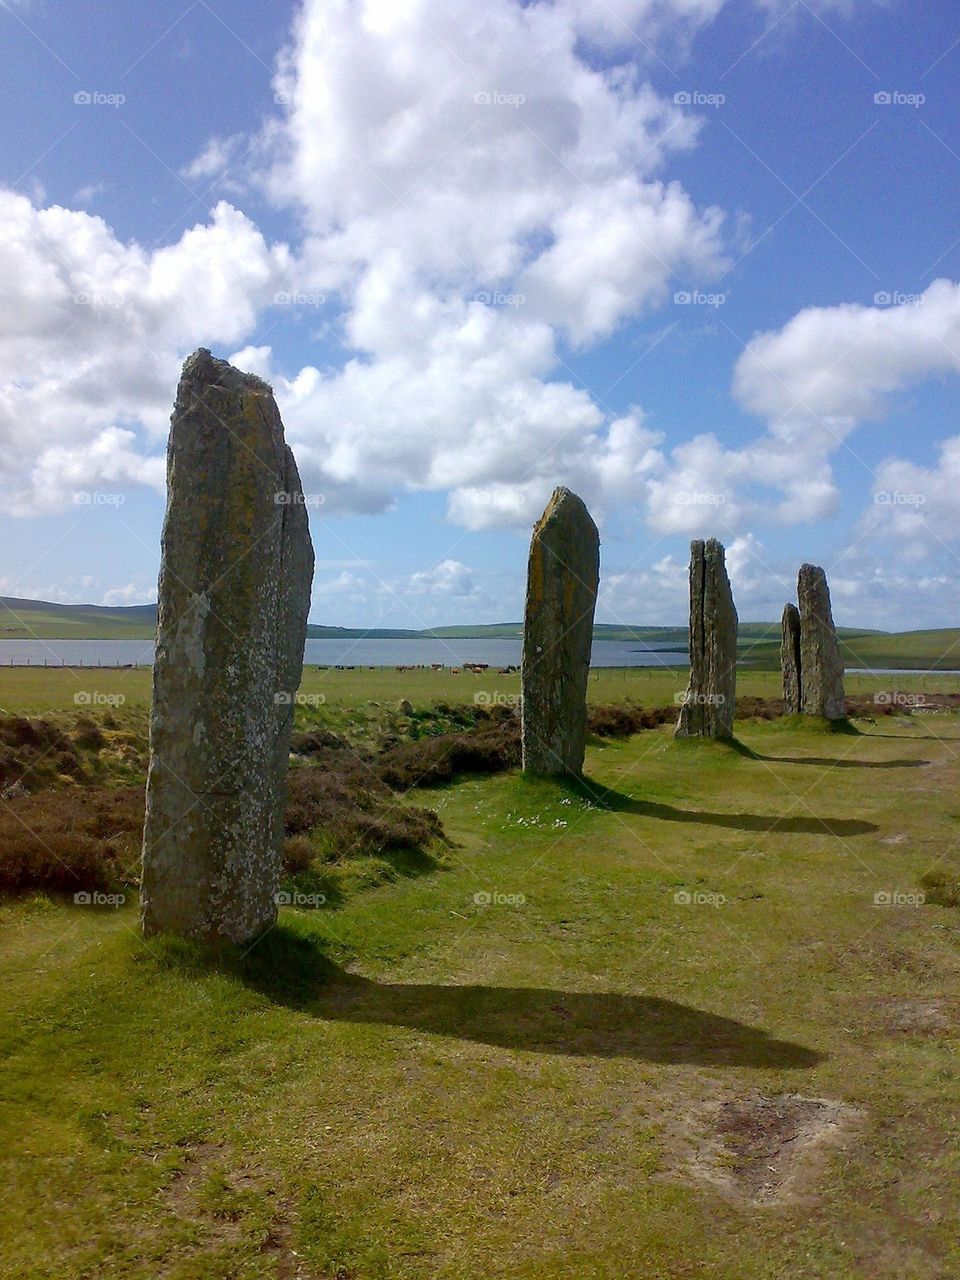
top-left (2, 695), bottom-right (960, 1277)
top-left (1, 662), bottom-right (959, 716)
top-left (839, 627), bottom-right (960, 670)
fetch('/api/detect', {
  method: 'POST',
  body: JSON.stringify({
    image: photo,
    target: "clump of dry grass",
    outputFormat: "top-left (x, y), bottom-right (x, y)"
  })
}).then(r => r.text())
top-left (0, 784), bottom-right (144, 893)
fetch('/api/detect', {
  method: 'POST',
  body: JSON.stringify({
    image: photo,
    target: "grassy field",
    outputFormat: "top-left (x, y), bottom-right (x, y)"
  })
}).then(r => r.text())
top-left (1, 663), bottom-right (960, 715)
top-left (2, 673), bottom-right (960, 1278)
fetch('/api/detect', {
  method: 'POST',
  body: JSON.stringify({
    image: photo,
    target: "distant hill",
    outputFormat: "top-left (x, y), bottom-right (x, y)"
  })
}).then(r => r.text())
top-left (0, 596), bottom-right (158, 640)
top-left (0, 596), bottom-right (957, 669)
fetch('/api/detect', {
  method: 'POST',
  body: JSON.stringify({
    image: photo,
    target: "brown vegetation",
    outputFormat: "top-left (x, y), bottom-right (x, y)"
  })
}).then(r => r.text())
top-left (5, 691), bottom-right (952, 897)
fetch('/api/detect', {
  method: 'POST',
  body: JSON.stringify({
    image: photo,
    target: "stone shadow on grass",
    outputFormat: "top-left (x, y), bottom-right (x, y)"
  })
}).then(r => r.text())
top-left (567, 777), bottom-right (878, 837)
top-left (233, 927), bottom-right (822, 1069)
top-left (755, 754), bottom-right (928, 770)
top-left (724, 736), bottom-right (928, 769)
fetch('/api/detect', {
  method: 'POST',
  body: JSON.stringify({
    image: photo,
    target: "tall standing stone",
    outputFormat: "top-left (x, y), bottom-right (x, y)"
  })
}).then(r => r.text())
top-left (781, 602), bottom-right (802, 714)
top-left (141, 349), bottom-right (315, 943)
top-left (675, 539), bottom-right (737, 739)
top-left (521, 487), bottom-right (600, 777)
top-left (797, 563), bottom-right (845, 721)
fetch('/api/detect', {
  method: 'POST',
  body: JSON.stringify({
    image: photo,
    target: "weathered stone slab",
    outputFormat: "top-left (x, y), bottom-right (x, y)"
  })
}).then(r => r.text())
top-left (141, 349), bottom-right (314, 942)
top-left (798, 563), bottom-right (845, 720)
top-left (675, 538), bottom-right (737, 739)
top-left (521, 487), bottom-right (600, 777)
top-left (781, 602), bottom-right (802, 715)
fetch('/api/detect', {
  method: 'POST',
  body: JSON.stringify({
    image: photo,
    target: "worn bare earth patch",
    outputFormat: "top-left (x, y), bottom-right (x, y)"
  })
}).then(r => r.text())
top-left (683, 1092), bottom-right (863, 1206)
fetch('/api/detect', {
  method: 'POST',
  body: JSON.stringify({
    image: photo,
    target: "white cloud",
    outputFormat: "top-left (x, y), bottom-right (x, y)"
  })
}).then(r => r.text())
top-left (180, 134), bottom-right (247, 184)
top-left (0, 190), bottom-right (291, 514)
top-left (409, 559), bottom-right (477, 597)
top-left (72, 182), bottom-right (106, 206)
top-left (864, 435), bottom-right (960, 552)
top-left (734, 279), bottom-right (960, 428)
top-left (633, 281), bottom-right (960, 542)
top-left (555, 0), bottom-right (727, 50)
top-left (101, 582), bottom-right (155, 607)
top-left (311, 558), bottom-right (498, 626)
top-left (0, 0), bottom-right (917, 585)
top-left (238, 0), bottom-right (729, 524)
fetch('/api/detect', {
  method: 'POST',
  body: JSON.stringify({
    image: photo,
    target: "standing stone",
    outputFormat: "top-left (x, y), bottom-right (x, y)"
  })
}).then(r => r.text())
top-left (781, 602), bottom-right (802, 715)
top-left (675, 539), bottom-right (737, 739)
top-left (521, 487), bottom-right (600, 777)
top-left (798, 563), bottom-right (845, 720)
top-left (141, 349), bottom-right (314, 943)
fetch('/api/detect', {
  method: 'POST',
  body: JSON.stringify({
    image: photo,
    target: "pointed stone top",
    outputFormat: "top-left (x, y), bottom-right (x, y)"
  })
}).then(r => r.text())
top-left (534, 486), bottom-right (596, 535)
top-left (180, 348), bottom-right (273, 395)
top-left (799, 562), bottom-right (826, 582)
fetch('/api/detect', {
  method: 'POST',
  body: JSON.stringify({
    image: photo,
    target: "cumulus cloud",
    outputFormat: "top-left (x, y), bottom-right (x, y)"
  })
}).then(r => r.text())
top-left (0, 191), bottom-right (291, 513)
top-left (0, 0), bottom-right (918, 563)
top-left (311, 557), bottom-right (498, 627)
top-left (237, 0), bottom-right (730, 525)
top-left (734, 279), bottom-right (960, 427)
top-left (409, 560), bottom-right (477, 597)
top-left (639, 281), bottom-right (960, 541)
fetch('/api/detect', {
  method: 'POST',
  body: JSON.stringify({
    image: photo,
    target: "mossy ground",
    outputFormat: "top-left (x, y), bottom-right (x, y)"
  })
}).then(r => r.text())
top-left (1, 672), bottom-right (959, 1277)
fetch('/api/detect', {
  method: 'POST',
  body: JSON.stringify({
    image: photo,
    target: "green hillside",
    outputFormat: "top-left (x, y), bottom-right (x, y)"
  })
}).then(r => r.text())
top-left (0, 597), bottom-right (157, 640)
top-left (839, 628), bottom-right (960, 671)
top-left (0, 596), bottom-right (957, 670)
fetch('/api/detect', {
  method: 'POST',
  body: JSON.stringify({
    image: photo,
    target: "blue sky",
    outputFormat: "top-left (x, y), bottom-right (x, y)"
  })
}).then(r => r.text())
top-left (0, 0), bottom-right (958, 630)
